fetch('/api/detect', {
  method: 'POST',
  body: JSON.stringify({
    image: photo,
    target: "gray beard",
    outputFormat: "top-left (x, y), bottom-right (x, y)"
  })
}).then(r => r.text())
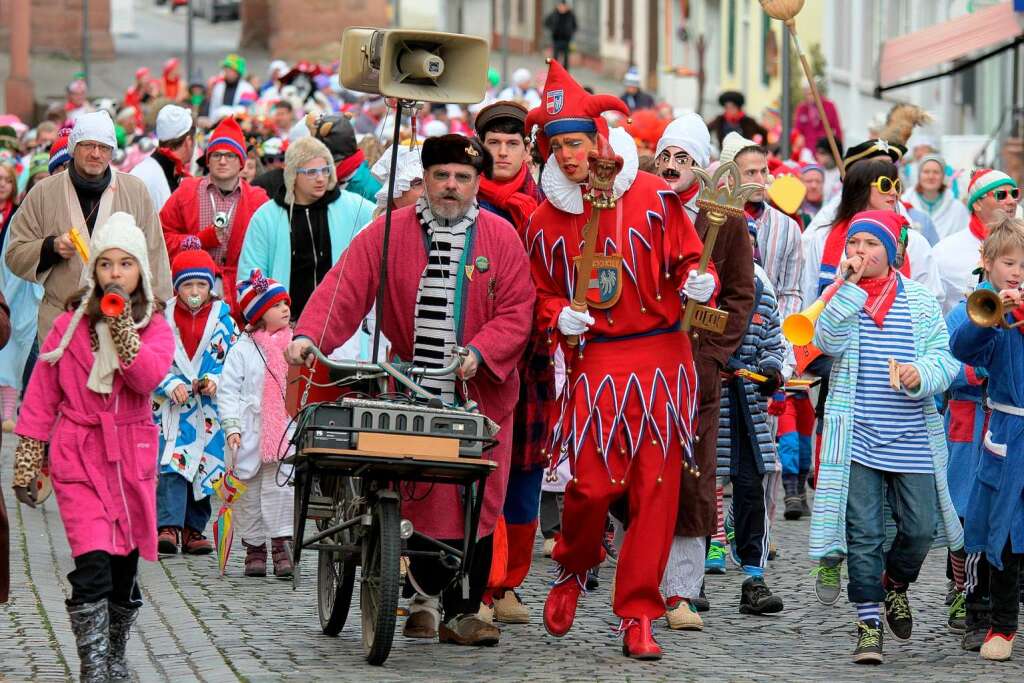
top-left (427, 197), bottom-right (470, 222)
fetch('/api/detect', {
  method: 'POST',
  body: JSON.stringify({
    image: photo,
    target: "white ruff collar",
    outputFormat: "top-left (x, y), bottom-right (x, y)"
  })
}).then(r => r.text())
top-left (540, 127), bottom-right (640, 215)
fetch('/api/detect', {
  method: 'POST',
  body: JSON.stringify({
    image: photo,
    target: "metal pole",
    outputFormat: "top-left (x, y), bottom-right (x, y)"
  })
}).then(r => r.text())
top-left (186, 0), bottom-right (195, 82)
top-left (82, 0), bottom-right (90, 86)
top-left (780, 29), bottom-right (791, 160)
top-left (500, 0), bottom-right (511, 85)
top-left (370, 105), bottom-right (406, 363)
top-left (394, 0), bottom-right (401, 26)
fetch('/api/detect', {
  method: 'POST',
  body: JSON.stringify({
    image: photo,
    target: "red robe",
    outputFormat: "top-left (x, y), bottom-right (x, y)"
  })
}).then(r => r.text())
top-left (526, 168), bottom-right (713, 620)
top-left (294, 205), bottom-right (534, 540)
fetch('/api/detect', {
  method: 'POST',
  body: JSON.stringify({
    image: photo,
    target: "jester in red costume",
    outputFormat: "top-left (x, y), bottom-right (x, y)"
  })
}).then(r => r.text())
top-left (524, 60), bottom-right (716, 659)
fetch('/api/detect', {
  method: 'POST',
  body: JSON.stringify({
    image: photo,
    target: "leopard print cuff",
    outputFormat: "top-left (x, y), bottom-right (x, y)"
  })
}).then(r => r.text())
top-left (12, 437), bottom-right (45, 488)
top-left (108, 310), bottom-right (141, 365)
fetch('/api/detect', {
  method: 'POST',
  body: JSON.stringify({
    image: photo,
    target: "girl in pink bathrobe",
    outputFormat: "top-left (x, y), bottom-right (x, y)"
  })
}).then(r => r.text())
top-left (11, 212), bottom-right (174, 683)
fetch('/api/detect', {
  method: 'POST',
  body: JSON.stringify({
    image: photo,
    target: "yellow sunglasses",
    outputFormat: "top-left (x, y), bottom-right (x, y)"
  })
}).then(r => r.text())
top-left (871, 176), bottom-right (903, 195)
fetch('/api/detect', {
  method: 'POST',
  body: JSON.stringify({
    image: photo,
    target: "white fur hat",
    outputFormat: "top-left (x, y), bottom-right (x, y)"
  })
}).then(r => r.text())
top-left (656, 112), bottom-right (712, 168)
top-left (283, 136), bottom-right (337, 206)
top-left (718, 131), bottom-right (759, 165)
top-left (39, 212), bottom-right (156, 364)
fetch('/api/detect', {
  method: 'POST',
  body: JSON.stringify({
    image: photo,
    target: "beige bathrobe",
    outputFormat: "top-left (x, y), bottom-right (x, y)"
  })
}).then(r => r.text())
top-left (5, 169), bottom-right (172, 342)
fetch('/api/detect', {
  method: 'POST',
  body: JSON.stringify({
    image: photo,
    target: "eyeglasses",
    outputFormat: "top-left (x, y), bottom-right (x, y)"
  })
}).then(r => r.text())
top-left (77, 141), bottom-right (113, 155)
top-left (870, 176), bottom-right (902, 195)
top-left (993, 188), bottom-right (1021, 201)
top-left (296, 165), bottom-right (331, 178)
top-left (208, 151), bottom-right (238, 162)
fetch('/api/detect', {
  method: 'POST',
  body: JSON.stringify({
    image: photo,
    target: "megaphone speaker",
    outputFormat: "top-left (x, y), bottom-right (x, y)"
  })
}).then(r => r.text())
top-left (340, 28), bottom-right (490, 104)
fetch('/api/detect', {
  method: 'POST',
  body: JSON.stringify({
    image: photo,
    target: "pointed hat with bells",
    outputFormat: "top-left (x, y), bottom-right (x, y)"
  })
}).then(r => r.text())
top-left (524, 59), bottom-right (630, 159)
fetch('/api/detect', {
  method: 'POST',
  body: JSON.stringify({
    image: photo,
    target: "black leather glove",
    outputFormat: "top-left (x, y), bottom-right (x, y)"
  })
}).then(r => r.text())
top-left (758, 367), bottom-right (784, 396)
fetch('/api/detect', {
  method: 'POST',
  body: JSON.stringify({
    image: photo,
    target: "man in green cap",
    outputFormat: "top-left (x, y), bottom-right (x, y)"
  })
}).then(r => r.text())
top-left (206, 54), bottom-right (257, 116)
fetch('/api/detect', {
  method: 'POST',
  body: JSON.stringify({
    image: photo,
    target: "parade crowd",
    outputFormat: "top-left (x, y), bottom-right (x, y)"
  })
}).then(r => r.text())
top-left (0, 45), bottom-right (1023, 680)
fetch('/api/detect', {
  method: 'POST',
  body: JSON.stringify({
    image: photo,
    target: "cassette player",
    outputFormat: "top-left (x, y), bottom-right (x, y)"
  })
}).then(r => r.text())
top-left (299, 398), bottom-right (493, 458)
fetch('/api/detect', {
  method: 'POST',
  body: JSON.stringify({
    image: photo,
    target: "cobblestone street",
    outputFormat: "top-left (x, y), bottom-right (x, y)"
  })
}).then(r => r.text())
top-left (1, 440), bottom-right (1020, 682)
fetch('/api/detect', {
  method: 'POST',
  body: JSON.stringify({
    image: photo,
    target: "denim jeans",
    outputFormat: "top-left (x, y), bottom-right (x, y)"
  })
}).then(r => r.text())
top-left (156, 472), bottom-right (212, 532)
top-left (845, 461), bottom-right (936, 603)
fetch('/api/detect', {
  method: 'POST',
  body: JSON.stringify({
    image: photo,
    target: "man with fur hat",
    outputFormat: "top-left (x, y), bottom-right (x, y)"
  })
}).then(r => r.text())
top-left (6, 111), bottom-right (172, 343)
top-left (654, 114), bottom-right (756, 628)
top-left (252, 113), bottom-right (382, 203)
top-left (523, 60), bottom-right (715, 659)
top-left (708, 91), bottom-right (767, 149)
top-left (473, 100), bottom-right (551, 624)
top-left (160, 115), bottom-right (269, 316)
top-left (286, 134), bottom-right (534, 646)
top-left (131, 104), bottom-right (195, 210)
top-left (932, 169), bottom-right (1020, 313)
top-left (240, 136), bottom-right (374, 322)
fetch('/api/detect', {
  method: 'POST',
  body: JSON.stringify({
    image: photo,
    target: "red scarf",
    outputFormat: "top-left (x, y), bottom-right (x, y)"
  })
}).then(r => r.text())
top-left (156, 147), bottom-right (191, 180)
top-left (677, 181), bottom-right (699, 205)
top-left (821, 218), bottom-right (911, 280)
top-left (723, 109), bottom-right (745, 124)
top-left (859, 270), bottom-right (900, 328)
top-left (969, 212), bottom-right (988, 241)
top-left (477, 164), bottom-right (540, 236)
top-left (0, 199), bottom-right (12, 226)
top-left (335, 149), bottom-right (366, 182)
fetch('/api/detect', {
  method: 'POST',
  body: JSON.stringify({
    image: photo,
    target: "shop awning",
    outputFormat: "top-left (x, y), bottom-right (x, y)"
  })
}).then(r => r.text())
top-left (878, 1), bottom-right (1023, 89)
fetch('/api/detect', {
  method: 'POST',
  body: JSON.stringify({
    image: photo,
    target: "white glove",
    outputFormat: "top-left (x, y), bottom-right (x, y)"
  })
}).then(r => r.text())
top-left (684, 270), bottom-right (715, 304)
top-left (557, 306), bottom-right (595, 336)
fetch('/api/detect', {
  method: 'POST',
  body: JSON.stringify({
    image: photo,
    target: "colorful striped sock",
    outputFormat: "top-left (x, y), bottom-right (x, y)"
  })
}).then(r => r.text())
top-left (950, 550), bottom-right (966, 593)
top-left (856, 602), bottom-right (881, 624)
top-left (712, 484), bottom-right (727, 544)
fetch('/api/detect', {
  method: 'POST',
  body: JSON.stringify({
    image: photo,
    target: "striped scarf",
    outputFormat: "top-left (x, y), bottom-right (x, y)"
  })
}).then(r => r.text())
top-left (412, 196), bottom-right (478, 404)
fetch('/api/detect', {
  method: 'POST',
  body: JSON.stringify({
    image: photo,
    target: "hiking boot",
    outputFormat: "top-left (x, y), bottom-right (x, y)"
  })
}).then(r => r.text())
top-left (782, 474), bottom-right (802, 520)
top-left (544, 569), bottom-right (585, 637)
top-left (438, 614), bottom-right (500, 646)
top-left (621, 616), bottom-right (662, 660)
top-left (181, 527), bottom-right (213, 555)
top-left (67, 600), bottom-right (111, 683)
top-left (884, 586), bottom-right (913, 641)
top-left (271, 537), bottom-right (293, 578)
top-left (811, 559), bottom-right (842, 606)
top-left (107, 602), bottom-right (140, 681)
top-left (705, 540), bottom-right (727, 575)
top-left (691, 584), bottom-right (710, 612)
top-left (665, 597), bottom-right (704, 631)
top-left (404, 595), bottom-right (440, 639)
top-left (852, 619), bottom-right (883, 665)
top-left (980, 630), bottom-right (1015, 661)
top-left (947, 591), bottom-right (967, 634)
top-left (492, 590), bottom-right (530, 624)
top-left (739, 576), bottom-right (784, 615)
top-left (243, 541), bottom-right (267, 577)
top-left (157, 527), bottom-right (180, 555)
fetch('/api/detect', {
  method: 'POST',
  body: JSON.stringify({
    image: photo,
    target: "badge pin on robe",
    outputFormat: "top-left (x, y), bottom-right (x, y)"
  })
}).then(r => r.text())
top-left (682, 162), bottom-right (763, 334)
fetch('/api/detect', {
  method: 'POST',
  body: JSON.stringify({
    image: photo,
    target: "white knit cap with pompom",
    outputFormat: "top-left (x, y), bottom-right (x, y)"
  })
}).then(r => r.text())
top-left (39, 211), bottom-right (156, 364)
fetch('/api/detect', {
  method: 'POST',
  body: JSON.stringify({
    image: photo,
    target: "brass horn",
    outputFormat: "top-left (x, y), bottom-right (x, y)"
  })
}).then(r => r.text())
top-left (966, 288), bottom-right (1024, 329)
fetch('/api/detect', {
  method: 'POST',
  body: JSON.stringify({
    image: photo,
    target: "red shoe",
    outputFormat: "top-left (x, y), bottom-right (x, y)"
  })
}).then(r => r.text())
top-left (544, 569), bottom-right (585, 637)
top-left (621, 616), bottom-right (663, 660)
top-left (181, 527), bottom-right (214, 555)
top-left (157, 527), bottom-right (180, 555)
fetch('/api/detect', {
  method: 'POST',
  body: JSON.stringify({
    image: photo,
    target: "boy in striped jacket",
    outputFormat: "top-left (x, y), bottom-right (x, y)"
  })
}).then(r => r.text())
top-left (811, 210), bottom-right (960, 665)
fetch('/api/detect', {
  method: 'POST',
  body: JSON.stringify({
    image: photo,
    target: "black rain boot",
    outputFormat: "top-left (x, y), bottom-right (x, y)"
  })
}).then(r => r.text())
top-left (67, 600), bottom-right (110, 682)
top-left (797, 470), bottom-right (811, 516)
top-left (782, 474), bottom-right (802, 520)
top-left (108, 602), bottom-right (140, 680)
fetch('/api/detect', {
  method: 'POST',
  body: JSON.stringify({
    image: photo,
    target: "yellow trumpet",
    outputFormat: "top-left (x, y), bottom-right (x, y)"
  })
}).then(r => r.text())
top-left (782, 265), bottom-right (854, 346)
top-left (966, 287), bottom-right (1024, 329)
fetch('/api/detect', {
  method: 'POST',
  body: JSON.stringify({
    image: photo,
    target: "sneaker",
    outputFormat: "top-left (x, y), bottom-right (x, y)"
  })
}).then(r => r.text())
top-left (944, 579), bottom-right (957, 606)
top-left (181, 527), bottom-right (213, 555)
top-left (705, 541), bottom-right (727, 575)
top-left (542, 537), bottom-right (556, 557)
top-left (492, 590), bottom-right (529, 624)
top-left (665, 598), bottom-right (704, 631)
top-left (404, 595), bottom-right (440, 639)
top-left (438, 614), bottom-right (500, 646)
top-left (739, 576), bottom-right (784, 615)
top-left (947, 591), bottom-right (967, 634)
top-left (811, 561), bottom-right (842, 606)
top-left (691, 584), bottom-right (710, 612)
top-left (784, 495), bottom-right (803, 520)
top-left (157, 527), bottom-right (180, 555)
top-left (980, 630), bottom-right (1015, 661)
top-left (852, 619), bottom-right (884, 665)
top-left (883, 587), bottom-right (913, 641)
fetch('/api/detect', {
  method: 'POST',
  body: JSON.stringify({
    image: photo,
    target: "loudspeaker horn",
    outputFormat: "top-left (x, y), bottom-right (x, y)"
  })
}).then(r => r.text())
top-left (340, 28), bottom-right (490, 104)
